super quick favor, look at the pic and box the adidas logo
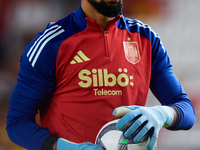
[70,50,90,64]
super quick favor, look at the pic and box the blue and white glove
[57,138,103,150]
[113,105,174,150]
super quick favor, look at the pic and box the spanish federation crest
[123,41,140,64]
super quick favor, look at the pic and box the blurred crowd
[0,0,199,149]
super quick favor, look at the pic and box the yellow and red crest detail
[123,41,140,65]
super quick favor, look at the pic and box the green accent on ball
[119,139,128,145]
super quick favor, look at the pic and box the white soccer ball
[95,118,157,150]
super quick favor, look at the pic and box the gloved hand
[113,105,174,150]
[57,138,103,150]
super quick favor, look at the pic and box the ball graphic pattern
[95,118,157,150]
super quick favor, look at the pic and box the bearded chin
[88,0,123,18]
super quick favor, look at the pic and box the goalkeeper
[6,0,195,150]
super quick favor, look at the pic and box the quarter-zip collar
[72,5,123,58]
[73,4,122,33]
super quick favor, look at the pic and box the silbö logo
[78,68,134,96]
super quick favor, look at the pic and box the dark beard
[87,0,123,18]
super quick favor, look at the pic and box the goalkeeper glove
[57,138,103,150]
[113,105,174,150]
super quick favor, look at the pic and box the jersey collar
[73,4,123,32]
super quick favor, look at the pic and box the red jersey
[40,13,151,143]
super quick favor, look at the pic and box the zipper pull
[104,31,107,34]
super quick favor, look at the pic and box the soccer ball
[95,118,157,150]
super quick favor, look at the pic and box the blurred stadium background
[0,0,199,149]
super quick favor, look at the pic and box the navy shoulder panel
[20,7,87,88]
[118,17,160,44]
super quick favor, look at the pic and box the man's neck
[81,0,115,30]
